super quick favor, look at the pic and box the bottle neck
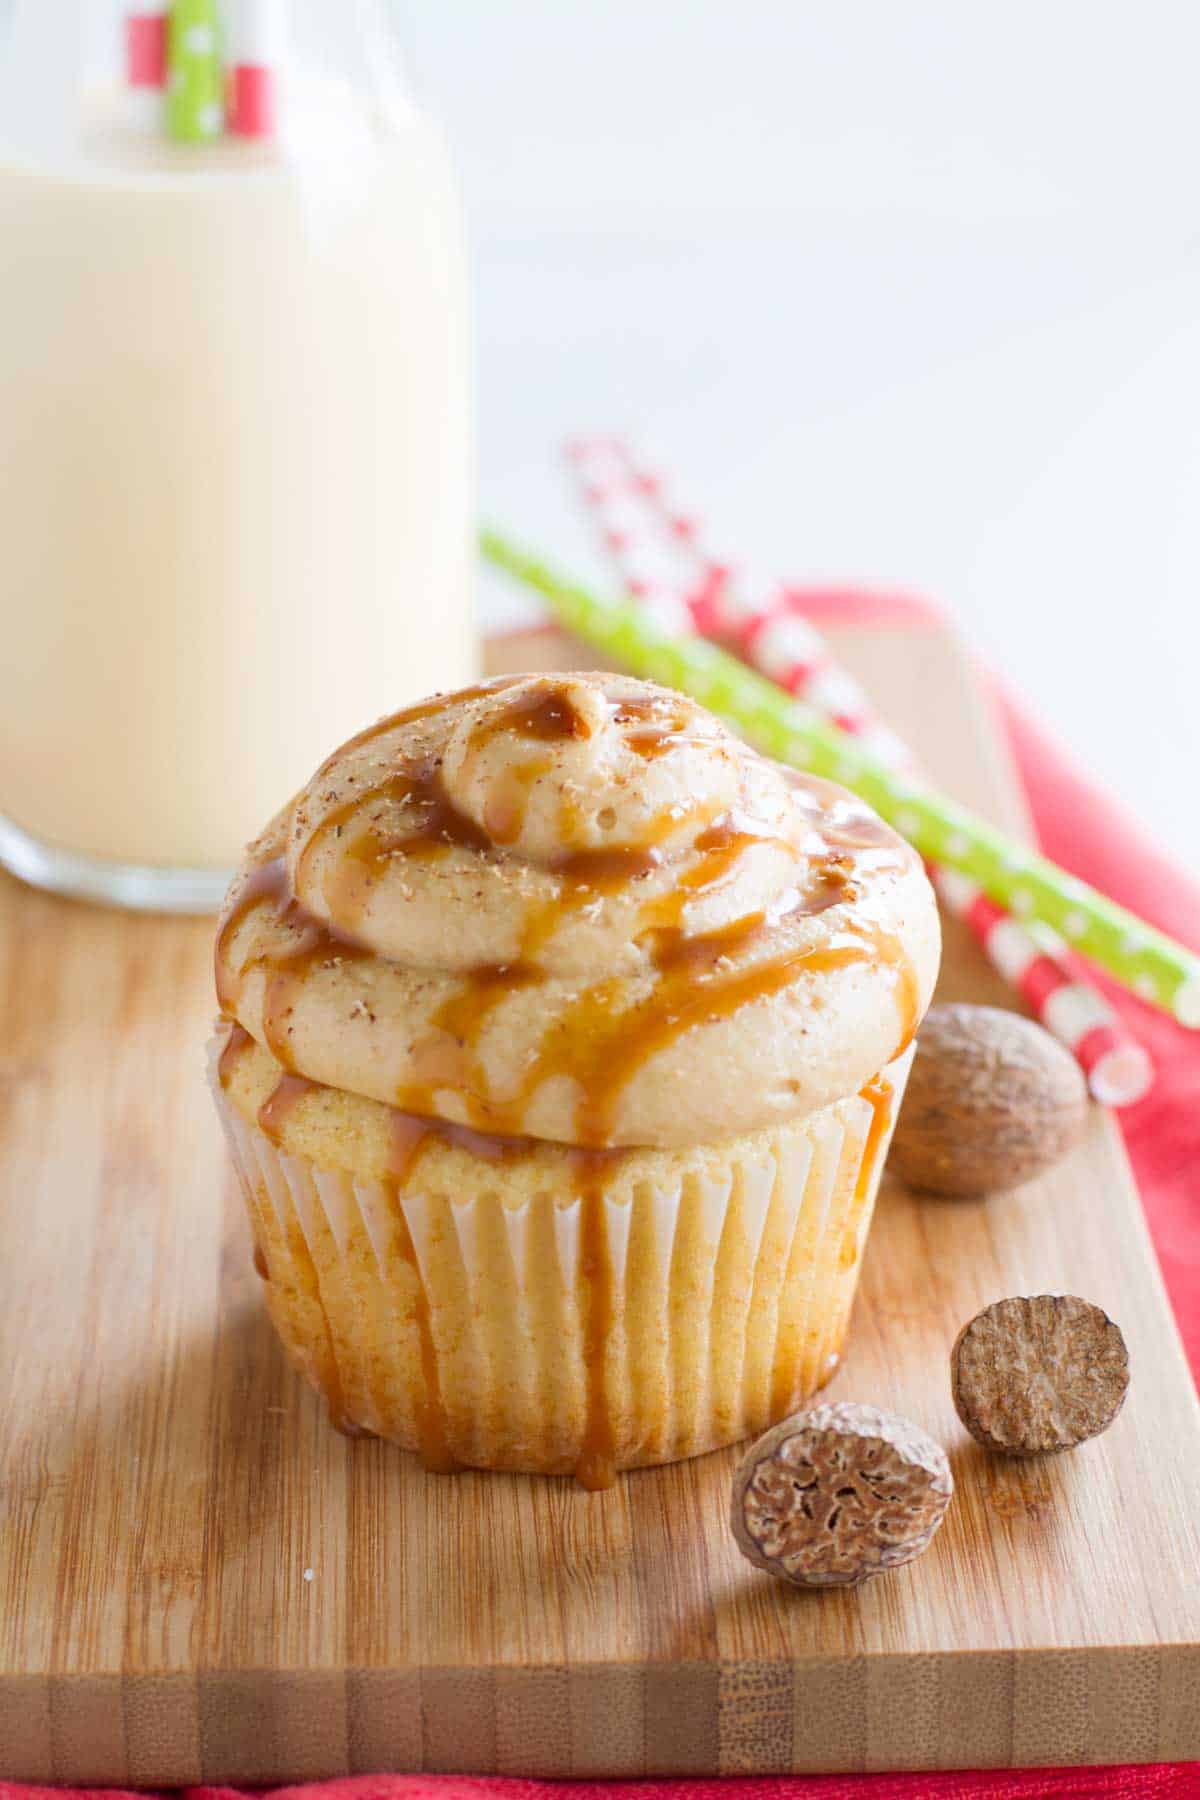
[0,0,418,169]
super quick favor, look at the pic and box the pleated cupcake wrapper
[210,1046,913,1476]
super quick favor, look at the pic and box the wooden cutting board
[1,619,1197,1784]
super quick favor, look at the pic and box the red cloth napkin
[5,598,1196,1800]
[795,586,1200,1378]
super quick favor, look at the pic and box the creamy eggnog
[0,61,473,900]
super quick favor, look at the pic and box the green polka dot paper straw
[480,526,1200,1028]
[567,439,1152,1102]
[166,0,224,143]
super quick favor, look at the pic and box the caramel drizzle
[467,682,594,751]
[575,1163,617,1491]
[217,1019,255,1084]
[581,929,883,1145]
[769,1072,894,1420]
[258,1071,317,1140]
[235,1033,625,1481]
[854,1075,894,1205]
[218,834,911,1153]
[389,1201,459,1473]
[308,676,523,780]
[240,1057,361,1436]
[388,1107,623,1485]
[315,687,722,910]
[215,856,372,1070]
[305,679,592,910]
[248,1048,462,1463]
[216,1023,281,1284]
[223,1003,628,1483]
[609,692,693,760]
[857,923,921,1055]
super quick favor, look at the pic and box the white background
[405,1,1200,872]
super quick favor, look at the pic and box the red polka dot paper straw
[932,869,1153,1106]
[566,437,1153,1107]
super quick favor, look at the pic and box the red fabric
[2,1767,1195,1800]
[6,599,1196,1799]
[993,680,1200,1377]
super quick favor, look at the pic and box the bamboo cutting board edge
[2,1644,1199,1783]
[0,618,1197,1782]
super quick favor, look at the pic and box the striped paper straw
[479,526,1200,1032]
[226,0,286,140]
[125,9,168,90]
[165,0,223,143]
[931,869,1153,1107]
[568,441,1152,1105]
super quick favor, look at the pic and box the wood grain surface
[0,622,1197,1782]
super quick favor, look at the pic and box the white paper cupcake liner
[211,1045,913,1480]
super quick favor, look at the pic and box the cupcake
[211,671,939,1486]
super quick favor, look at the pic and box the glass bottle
[0,0,474,909]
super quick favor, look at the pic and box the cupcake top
[215,672,939,1148]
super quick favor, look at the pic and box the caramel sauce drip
[215,858,290,1016]
[468,683,593,751]
[246,1058,626,1483]
[257,1071,319,1141]
[575,1159,618,1490]
[516,830,681,964]
[394,808,733,1106]
[849,922,921,1054]
[296,679,530,919]
[384,794,863,1142]
[390,1103,621,1486]
[216,855,372,1070]
[609,692,690,760]
[249,1063,367,1437]
[768,1071,894,1419]
[854,1074,894,1205]
[309,759,494,926]
[349,787,906,1149]
[216,801,916,1152]
[385,1104,555,1182]
[330,1414,378,1441]
[217,1020,254,1086]
[577,929,883,1144]
[247,1064,458,1459]
[306,678,593,913]
[405,961,541,1113]
[309,677,522,778]
[387,1193,459,1473]
[252,1242,270,1280]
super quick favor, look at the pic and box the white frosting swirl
[215,673,940,1147]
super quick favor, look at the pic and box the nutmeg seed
[951,1294,1130,1455]
[888,1002,1088,1199]
[730,1401,953,1587]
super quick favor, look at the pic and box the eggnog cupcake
[211,672,939,1485]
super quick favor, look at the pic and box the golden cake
[210,671,940,1485]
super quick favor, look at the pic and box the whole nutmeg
[951,1294,1130,1455]
[730,1402,953,1587]
[888,1003,1088,1198]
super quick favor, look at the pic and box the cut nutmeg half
[730,1401,953,1588]
[951,1294,1130,1456]
[888,1002,1088,1199]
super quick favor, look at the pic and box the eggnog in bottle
[0,2,473,908]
